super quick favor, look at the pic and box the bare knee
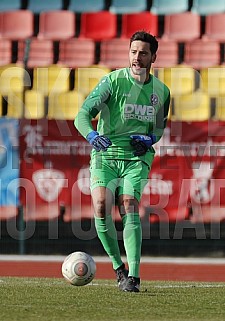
[118,196,139,215]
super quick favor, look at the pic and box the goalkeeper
[74,31,170,292]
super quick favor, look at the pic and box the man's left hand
[130,134,156,156]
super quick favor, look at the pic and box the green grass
[0,278,225,321]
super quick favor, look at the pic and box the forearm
[74,109,94,139]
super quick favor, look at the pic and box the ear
[151,53,157,63]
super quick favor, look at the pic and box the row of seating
[2,87,225,122]
[2,0,225,16]
[1,64,225,97]
[0,10,225,42]
[5,37,224,69]
[0,64,225,120]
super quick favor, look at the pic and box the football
[62,251,96,286]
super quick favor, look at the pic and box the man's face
[129,40,156,81]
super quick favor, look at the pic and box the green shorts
[90,155,153,202]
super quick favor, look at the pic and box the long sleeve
[74,76,111,139]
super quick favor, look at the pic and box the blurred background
[1,0,225,258]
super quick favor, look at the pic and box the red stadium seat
[0,10,33,40]
[38,10,75,40]
[58,38,95,68]
[163,12,201,42]
[0,39,12,66]
[184,39,220,69]
[120,12,158,39]
[79,11,117,41]
[17,38,54,68]
[153,39,178,68]
[99,38,130,69]
[204,14,225,42]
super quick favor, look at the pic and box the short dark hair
[130,31,158,54]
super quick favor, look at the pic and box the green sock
[95,215,123,270]
[122,213,142,278]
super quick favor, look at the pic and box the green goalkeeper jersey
[74,67,170,166]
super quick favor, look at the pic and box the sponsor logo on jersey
[124,103,155,121]
[150,93,159,105]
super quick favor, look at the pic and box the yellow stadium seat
[5,92,24,118]
[172,90,210,121]
[33,64,70,95]
[156,66,197,96]
[24,90,46,119]
[0,64,28,95]
[48,90,85,120]
[200,67,225,97]
[74,65,111,97]
[214,96,225,120]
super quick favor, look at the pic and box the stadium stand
[109,0,147,14]
[5,92,24,118]
[0,10,33,40]
[183,39,221,69]
[191,0,225,16]
[99,38,129,69]
[58,38,95,68]
[152,39,178,67]
[172,90,211,121]
[203,14,225,41]
[32,65,70,95]
[0,39,12,66]
[151,0,189,15]
[200,67,225,97]
[27,0,63,14]
[214,96,225,120]
[74,65,111,97]
[162,12,201,41]
[120,12,158,39]
[0,64,25,95]
[48,90,85,120]
[38,10,75,40]
[24,89,46,119]
[17,38,54,68]
[67,0,105,13]
[79,11,117,41]
[0,0,21,11]
[156,66,196,96]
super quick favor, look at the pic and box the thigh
[91,186,114,218]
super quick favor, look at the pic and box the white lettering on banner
[32,169,67,202]
[143,174,173,195]
[77,167,91,195]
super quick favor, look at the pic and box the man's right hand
[86,131,112,152]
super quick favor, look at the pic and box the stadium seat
[0,39,12,66]
[204,14,225,42]
[109,0,147,14]
[0,64,26,95]
[32,65,71,95]
[152,39,178,68]
[0,0,21,11]
[163,12,201,42]
[0,10,33,40]
[24,90,46,119]
[68,0,105,13]
[184,39,221,69]
[214,96,225,120]
[191,0,225,16]
[151,0,189,15]
[27,0,63,14]
[17,38,54,68]
[200,67,225,97]
[58,38,95,68]
[172,90,210,121]
[120,12,158,39]
[99,38,129,69]
[5,92,24,118]
[48,90,85,120]
[74,65,111,97]
[79,11,117,41]
[156,66,196,95]
[38,10,75,40]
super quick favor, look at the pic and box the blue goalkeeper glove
[130,134,156,156]
[86,131,112,152]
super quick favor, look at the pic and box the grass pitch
[0,277,225,321]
